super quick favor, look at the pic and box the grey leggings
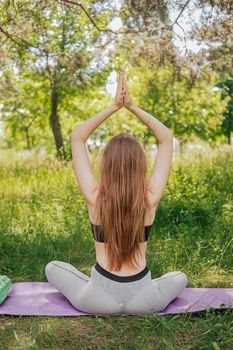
[45,260,188,316]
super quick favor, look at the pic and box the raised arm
[122,73,173,207]
[71,72,125,142]
[70,72,125,205]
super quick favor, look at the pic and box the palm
[122,74,133,109]
[114,72,133,109]
[114,72,125,108]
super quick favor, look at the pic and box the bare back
[87,183,158,276]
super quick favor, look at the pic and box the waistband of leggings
[94,262,149,283]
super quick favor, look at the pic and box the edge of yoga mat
[0,282,232,316]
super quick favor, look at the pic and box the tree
[190,0,233,78]
[0,71,50,150]
[216,76,233,144]
[0,0,114,159]
[121,61,228,147]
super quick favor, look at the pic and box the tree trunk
[50,83,66,160]
[25,126,30,150]
[227,130,231,145]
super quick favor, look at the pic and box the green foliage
[0,71,50,150]
[0,0,114,156]
[216,75,233,143]
[0,0,232,158]
[124,62,229,144]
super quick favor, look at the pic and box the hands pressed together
[113,72,134,110]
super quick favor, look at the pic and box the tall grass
[0,144,232,349]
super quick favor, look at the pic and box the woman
[45,72,188,316]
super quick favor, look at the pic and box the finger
[122,73,128,91]
[123,74,126,86]
[117,72,123,93]
[120,72,124,91]
[116,74,121,95]
[122,72,125,85]
[117,75,124,99]
[122,73,125,91]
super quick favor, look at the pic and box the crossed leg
[45,262,188,315]
[151,271,188,310]
[45,260,90,308]
[44,260,124,315]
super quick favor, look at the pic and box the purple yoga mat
[0,282,232,316]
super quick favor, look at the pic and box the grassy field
[0,144,232,350]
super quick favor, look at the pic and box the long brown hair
[93,133,152,272]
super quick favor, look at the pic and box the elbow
[71,131,76,139]
[168,132,174,139]
[165,132,174,142]
[71,132,76,144]
[71,130,81,142]
[71,129,87,143]
[158,132,174,145]
[165,132,174,148]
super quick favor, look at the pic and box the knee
[45,261,58,277]
[179,272,188,287]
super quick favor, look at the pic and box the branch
[0,0,193,60]
[161,0,192,57]
[57,0,118,34]
[171,0,191,29]
[57,0,151,35]
[0,25,49,54]
[176,22,188,56]
[0,25,26,48]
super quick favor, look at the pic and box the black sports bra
[90,221,152,243]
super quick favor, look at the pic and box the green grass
[0,144,233,350]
